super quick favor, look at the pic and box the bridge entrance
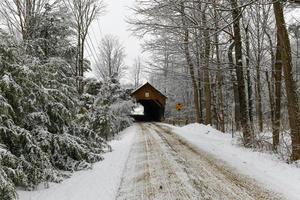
[131,83,167,122]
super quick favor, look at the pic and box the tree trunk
[212,76,219,128]
[228,41,240,131]
[202,7,212,125]
[266,70,275,141]
[273,0,300,160]
[78,37,85,94]
[181,2,200,123]
[245,25,253,128]
[76,18,82,93]
[196,43,204,123]
[266,26,280,150]
[255,4,263,132]
[230,0,252,146]
[273,34,282,150]
[256,59,263,132]
[213,0,225,132]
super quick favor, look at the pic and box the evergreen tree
[82,75,133,141]
[0,4,120,198]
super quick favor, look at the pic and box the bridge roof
[131,82,167,108]
[131,82,167,99]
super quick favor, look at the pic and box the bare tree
[66,0,105,93]
[272,33,282,150]
[230,0,252,146]
[94,35,126,81]
[0,0,53,40]
[244,23,254,128]
[213,0,225,132]
[133,56,143,88]
[128,0,300,160]
[181,1,201,123]
[202,4,212,125]
[273,0,300,160]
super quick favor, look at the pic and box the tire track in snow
[116,123,199,200]
[151,123,284,200]
[116,123,283,200]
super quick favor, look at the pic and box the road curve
[116,123,283,200]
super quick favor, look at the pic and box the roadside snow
[131,103,144,115]
[168,123,300,200]
[18,124,138,200]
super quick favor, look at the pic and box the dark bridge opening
[131,83,167,122]
[133,100,164,122]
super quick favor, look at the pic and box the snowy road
[116,123,283,200]
[19,123,291,200]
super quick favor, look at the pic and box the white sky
[84,3,300,85]
[85,0,147,85]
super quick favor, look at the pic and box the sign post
[176,103,184,125]
[176,103,184,111]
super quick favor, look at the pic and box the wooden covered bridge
[131,82,167,122]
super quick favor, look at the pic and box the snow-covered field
[18,125,138,200]
[167,123,300,200]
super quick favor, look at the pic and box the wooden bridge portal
[131,82,167,122]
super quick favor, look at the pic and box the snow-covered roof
[131,82,167,98]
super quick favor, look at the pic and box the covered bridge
[131,82,167,122]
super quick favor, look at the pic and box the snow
[2,74,11,84]
[168,123,300,200]
[131,103,144,115]
[84,71,97,80]
[18,124,138,200]
[17,123,300,200]
[0,144,7,153]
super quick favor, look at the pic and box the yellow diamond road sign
[176,103,184,111]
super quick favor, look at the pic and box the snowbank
[18,125,138,200]
[169,123,300,200]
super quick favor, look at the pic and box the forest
[130,0,300,163]
[1,0,300,199]
[0,0,133,199]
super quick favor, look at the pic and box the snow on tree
[0,2,131,198]
[0,34,109,197]
[82,75,134,141]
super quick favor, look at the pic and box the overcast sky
[84,2,300,85]
[85,0,147,85]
